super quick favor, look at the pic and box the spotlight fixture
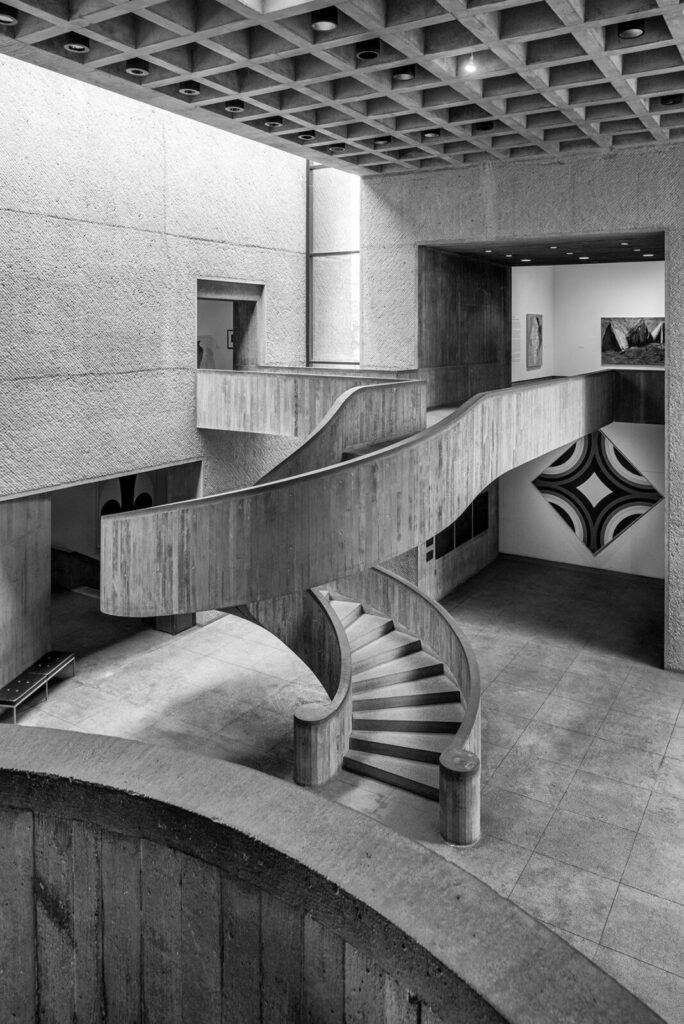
[393,65,416,82]
[473,120,494,132]
[422,128,441,140]
[643,252,654,258]
[505,253,513,258]
[125,58,149,77]
[521,258,532,263]
[298,130,316,142]
[225,99,245,113]
[579,256,590,261]
[328,142,346,154]
[633,248,641,253]
[484,249,493,254]
[464,52,477,74]
[549,245,558,250]
[619,241,631,246]
[264,116,283,129]
[373,136,391,147]
[0,4,18,26]
[617,20,645,39]
[356,38,380,60]
[661,94,683,106]
[565,251,574,255]
[63,33,90,54]
[311,6,337,32]
[178,81,201,96]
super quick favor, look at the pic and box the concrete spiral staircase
[329,594,464,799]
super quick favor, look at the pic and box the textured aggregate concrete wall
[0,53,306,500]
[361,147,683,666]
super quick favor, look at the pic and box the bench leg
[12,708,16,725]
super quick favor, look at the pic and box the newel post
[439,749,481,846]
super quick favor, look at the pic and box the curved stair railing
[332,566,481,845]
[260,379,426,483]
[101,371,616,617]
[239,587,353,787]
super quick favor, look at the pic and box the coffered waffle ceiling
[2,0,684,174]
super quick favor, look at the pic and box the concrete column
[0,495,51,686]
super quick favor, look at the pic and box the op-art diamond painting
[533,431,662,554]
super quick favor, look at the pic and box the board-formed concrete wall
[360,147,683,667]
[0,52,307,501]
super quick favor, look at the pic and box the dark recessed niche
[425,489,490,562]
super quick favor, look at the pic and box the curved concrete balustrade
[102,372,616,617]
[0,727,662,1024]
[338,566,481,845]
[261,379,427,483]
[241,587,353,786]
[196,368,415,437]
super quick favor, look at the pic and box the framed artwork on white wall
[526,313,543,370]
[601,317,664,368]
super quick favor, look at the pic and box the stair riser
[348,621,394,652]
[353,639,422,672]
[353,692,459,711]
[350,737,441,764]
[336,608,363,628]
[352,717,461,734]
[342,757,438,800]
[352,662,445,689]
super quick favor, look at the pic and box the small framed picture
[526,313,543,370]
[226,329,234,349]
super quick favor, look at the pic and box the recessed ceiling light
[473,120,494,132]
[125,58,149,77]
[464,53,477,74]
[393,65,416,82]
[63,33,90,53]
[356,38,380,60]
[422,128,441,140]
[661,94,683,106]
[0,4,18,25]
[579,256,590,261]
[311,7,337,32]
[617,20,645,40]
[566,251,574,255]
[633,248,641,253]
[521,258,532,263]
[328,143,346,154]
[643,253,655,258]
[225,99,245,113]
[619,241,630,246]
[298,130,316,142]
[178,81,201,96]
[505,253,513,258]
[373,136,391,147]
[264,116,283,129]
[549,246,558,250]
[484,249,492,253]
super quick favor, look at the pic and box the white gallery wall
[499,422,665,578]
[512,261,665,378]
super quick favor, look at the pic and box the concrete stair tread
[352,703,463,733]
[329,598,363,628]
[352,675,460,709]
[343,750,439,799]
[346,612,393,651]
[351,630,421,670]
[350,729,453,762]
[352,649,444,686]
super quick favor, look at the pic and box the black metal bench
[0,652,76,724]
